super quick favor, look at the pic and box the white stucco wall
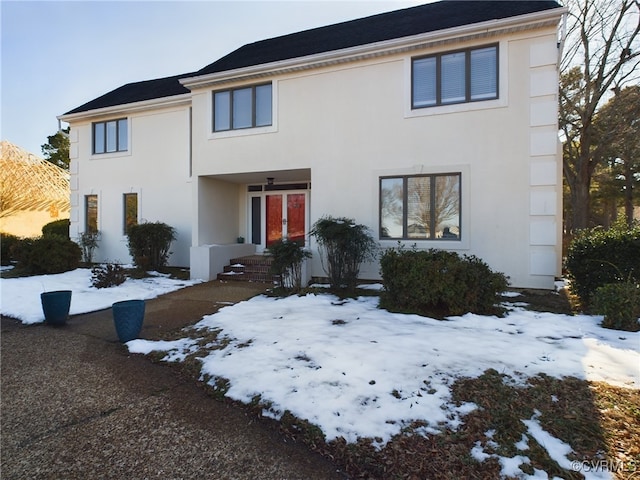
[67,103,192,267]
[189,26,562,288]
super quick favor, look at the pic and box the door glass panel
[287,193,305,245]
[266,194,283,247]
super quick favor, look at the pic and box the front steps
[217,255,276,283]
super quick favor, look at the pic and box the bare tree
[560,0,640,232]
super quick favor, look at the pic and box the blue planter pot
[112,300,145,343]
[40,290,72,326]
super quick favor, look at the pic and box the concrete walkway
[1,281,346,480]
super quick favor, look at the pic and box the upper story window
[380,173,461,240]
[412,45,498,109]
[213,83,272,132]
[93,118,128,154]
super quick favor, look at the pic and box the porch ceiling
[204,168,311,185]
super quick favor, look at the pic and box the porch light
[267,177,274,185]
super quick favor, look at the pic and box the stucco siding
[68,105,192,266]
[190,26,561,287]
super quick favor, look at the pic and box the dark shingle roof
[65,0,561,115]
[64,73,192,115]
[195,0,561,76]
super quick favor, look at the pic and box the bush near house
[268,239,311,292]
[91,263,127,289]
[565,220,640,308]
[126,221,176,271]
[42,219,70,238]
[11,235,81,274]
[1,233,21,266]
[310,216,377,291]
[592,282,640,332]
[77,231,100,264]
[379,247,509,317]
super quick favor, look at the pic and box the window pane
[106,120,117,152]
[434,175,460,239]
[214,91,231,131]
[255,84,272,127]
[407,177,431,239]
[441,52,466,104]
[117,119,128,151]
[380,178,403,238]
[94,123,105,154]
[86,195,98,233]
[233,88,252,129]
[124,193,137,234]
[471,46,497,100]
[413,57,436,107]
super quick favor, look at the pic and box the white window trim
[404,40,508,119]
[373,164,471,251]
[208,81,279,140]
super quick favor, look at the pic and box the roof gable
[195,0,561,76]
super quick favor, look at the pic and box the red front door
[266,193,306,246]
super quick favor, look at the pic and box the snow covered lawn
[2,268,638,478]
[128,292,639,478]
[0,267,199,324]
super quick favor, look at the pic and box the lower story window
[123,193,138,234]
[85,195,98,233]
[380,173,461,240]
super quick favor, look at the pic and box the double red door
[266,193,306,246]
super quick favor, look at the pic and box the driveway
[1,281,346,479]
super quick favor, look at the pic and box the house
[0,141,70,238]
[59,0,567,289]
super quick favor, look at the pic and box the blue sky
[1,0,423,156]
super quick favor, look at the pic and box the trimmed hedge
[380,247,508,317]
[565,222,640,307]
[12,235,81,274]
[42,219,70,238]
[126,221,176,271]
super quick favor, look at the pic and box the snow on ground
[0,267,200,324]
[128,294,639,447]
[3,269,638,478]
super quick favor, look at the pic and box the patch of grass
[505,288,574,315]
[264,370,637,480]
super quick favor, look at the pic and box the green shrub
[268,239,311,291]
[592,282,640,332]
[565,221,640,308]
[379,246,509,317]
[126,221,176,271]
[42,219,70,238]
[91,263,127,289]
[13,235,81,274]
[1,232,21,266]
[310,216,377,291]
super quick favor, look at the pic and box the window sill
[209,124,277,140]
[90,150,131,160]
[404,97,507,119]
[378,238,470,251]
